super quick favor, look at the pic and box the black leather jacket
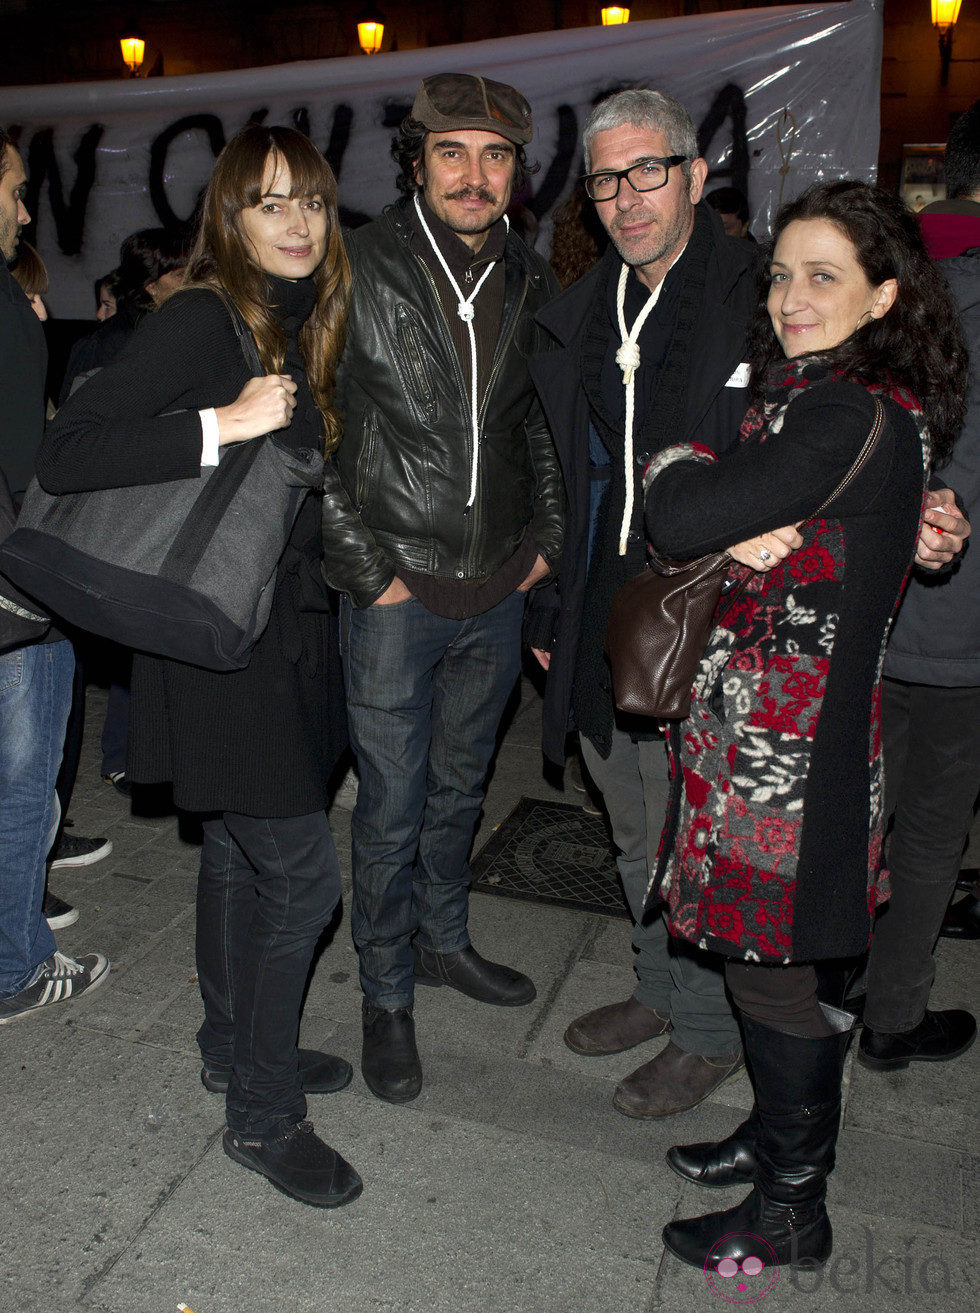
[321,203,564,607]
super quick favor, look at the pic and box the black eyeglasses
[582,155,687,202]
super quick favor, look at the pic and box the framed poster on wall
[900,144,946,211]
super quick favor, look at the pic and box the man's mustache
[444,186,498,204]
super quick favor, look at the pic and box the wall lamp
[932,0,963,86]
[120,23,146,77]
[357,5,385,55]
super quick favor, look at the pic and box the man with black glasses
[527,89,761,1119]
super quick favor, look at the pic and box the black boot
[666,1108,760,1189]
[662,1004,854,1273]
[939,893,980,940]
[361,1001,423,1103]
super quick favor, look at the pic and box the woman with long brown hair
[38,125,360,1209]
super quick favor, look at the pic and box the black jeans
[196,810,342,1137]
[864,678,980,1033]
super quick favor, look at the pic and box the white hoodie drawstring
[413,194,508,511]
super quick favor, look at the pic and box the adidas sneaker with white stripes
[0,950,109,1024]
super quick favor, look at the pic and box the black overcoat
[527,207,760,764]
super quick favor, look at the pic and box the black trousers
[725,961,833,1038]
[195,810,342,1137]
[864,677,980,1033]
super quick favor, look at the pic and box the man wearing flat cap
[322,73,563,1103]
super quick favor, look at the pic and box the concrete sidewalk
[2,678,975,1313]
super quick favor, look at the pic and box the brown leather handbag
[604,551,741,720]
[604,396,885,720]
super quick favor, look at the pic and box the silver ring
[758,547,772,563]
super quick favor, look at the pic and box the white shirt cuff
[199,409,220,466]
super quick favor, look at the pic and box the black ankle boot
[361,1001,423,1103]
[662,1004,854,1272]
[223,1119,362,1208]
[666,1109,760,1188]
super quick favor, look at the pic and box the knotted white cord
[614,261,665,555]
[413,194,508,511]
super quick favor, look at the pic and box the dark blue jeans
[341,592,524,1009]
[0,640,74,997]
[196,810,342,1137]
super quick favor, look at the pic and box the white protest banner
[0,1,882,317]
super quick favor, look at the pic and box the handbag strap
[157,297,268,584]
[803,394,885,526]
[225,301,264,379]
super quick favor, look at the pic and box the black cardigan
[38,285,347,817]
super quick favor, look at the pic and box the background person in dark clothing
[0,130,111,911]
[0,125,110,1026]
[705,184,754,241]
[858,100,980,1068]
[38,125,361,1210]
[60,227,189,403]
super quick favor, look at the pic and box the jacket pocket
[395,305,437,419]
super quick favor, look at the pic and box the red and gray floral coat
[642,368,929,963]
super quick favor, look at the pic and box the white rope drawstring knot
[615,340,641,385]
[413,194,507,511]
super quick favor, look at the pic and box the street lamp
[120,23,146,77]
[357,5,385,55]
[931,0,963,85]
[601,6,630,23]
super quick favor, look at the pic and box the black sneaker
[0,951,110,1025]
[858,1009,977,1070]
[223,1119,363,1208]
[49,832,112,869]
[43,890,78,930]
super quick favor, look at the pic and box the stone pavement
[1,678,976,1313]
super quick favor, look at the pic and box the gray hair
[582,89,698,175]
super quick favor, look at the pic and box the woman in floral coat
[641,182,968,1275]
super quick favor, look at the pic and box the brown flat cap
[411,73,533,146]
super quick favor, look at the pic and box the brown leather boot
[613,1041,744,1118]
[563,996,671,1056]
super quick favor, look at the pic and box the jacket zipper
[355,410,379,511]
[395,304,435,412]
